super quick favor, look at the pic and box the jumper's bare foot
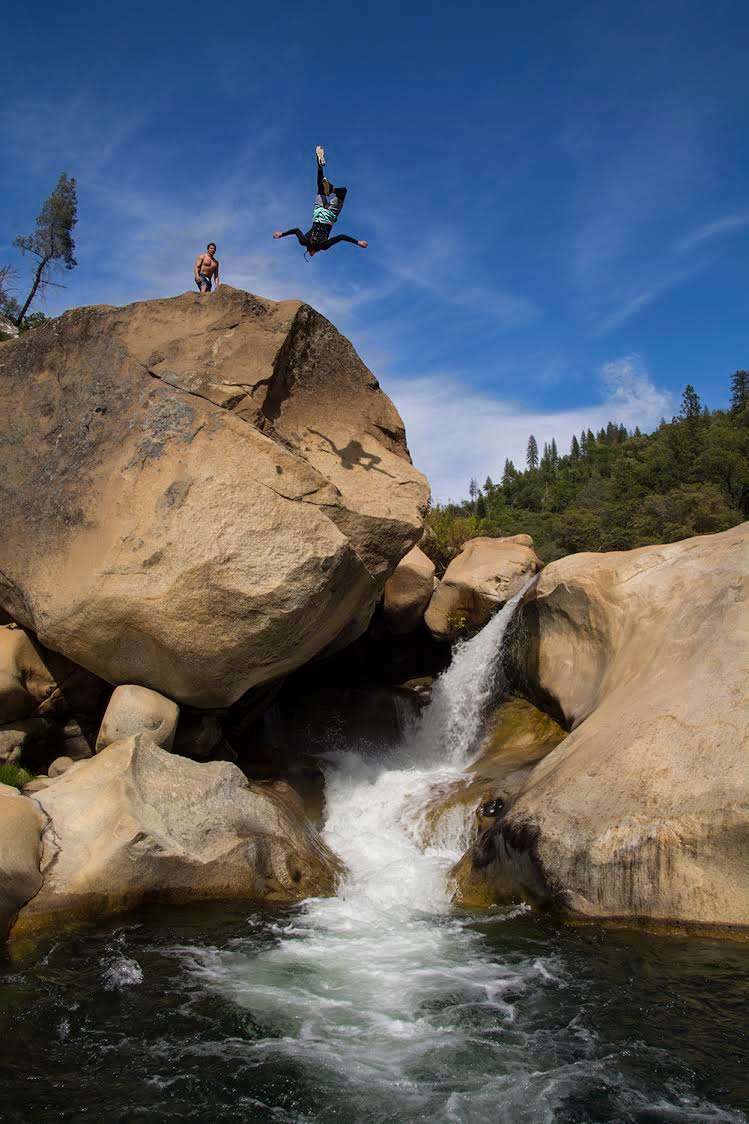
[273,231,282,239]
[316,145,326,165]
[358,240,368,249]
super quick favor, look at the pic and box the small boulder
[14,736,341,934]
[48,756,75,778]
[0,787,43,937]
[22,777,52,795]
[96,685,179,753]
[0,719,37,764]
[425,536,542,641]
[383,546,436,634]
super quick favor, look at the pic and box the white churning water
[171,578,745,1121]
[176,585,560,1117]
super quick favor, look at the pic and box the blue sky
[3,0,748,499]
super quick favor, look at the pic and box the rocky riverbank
[0,289,746,939]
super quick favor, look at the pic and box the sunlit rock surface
[0,287,428,706]
[471,523,749,928]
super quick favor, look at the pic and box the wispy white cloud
[677,207,749,251]
[597,289,658,335]
[381,232,540,330]
[386,355,672,502]
[595,261,705,335]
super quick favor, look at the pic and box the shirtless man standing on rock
[194,243,219,292]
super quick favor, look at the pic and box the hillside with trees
[424,375,749,571]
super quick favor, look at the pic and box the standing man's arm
[214,258,220,287]
[194,254,203,283]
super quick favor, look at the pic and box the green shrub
[0,763,34,790]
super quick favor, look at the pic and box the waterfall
[177,580,540,1110]
[319,577,534,917]
[169,574,742,1122]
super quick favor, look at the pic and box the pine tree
[475,492,487,519]
[468,478,478,503]
[13,173,78,327]
[550,438,559,467]
[679,384,702,421]
[484,475,494,494]
[502,458,516,486]
[526,435,539,470]
[570,434,580,460]
[730,370,748,413]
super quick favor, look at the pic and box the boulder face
[96,684,179,753]
[0,288,428,707]
[0,624,106,767]
[382,546,435,635]
[0,784,43,937]
[14,735,342,935]
[478,523,749,928]
[425,536,542,641]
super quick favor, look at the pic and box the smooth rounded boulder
[0,288,428,706]
[425,535,542,641]
[471,523,749,928]
[0,785,43,937]
[14,735,342,935]
[96,684,179,752]
[383,546,436,634]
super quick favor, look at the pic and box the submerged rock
[425,536,542,641]
[0,288,428,707]
[14,735,341,935]
[473,523,749,929]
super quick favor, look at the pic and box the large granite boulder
[382,546,435,634]
[470,523,749,928]
[0,784,43,937]
[425,535,542,641]
[0,288,428,707]
[14,735,342,935]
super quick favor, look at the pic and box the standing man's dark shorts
[196,273,212,292]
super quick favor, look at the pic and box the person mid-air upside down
[274,146,368,258]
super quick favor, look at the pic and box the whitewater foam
[166,580,745,1121]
